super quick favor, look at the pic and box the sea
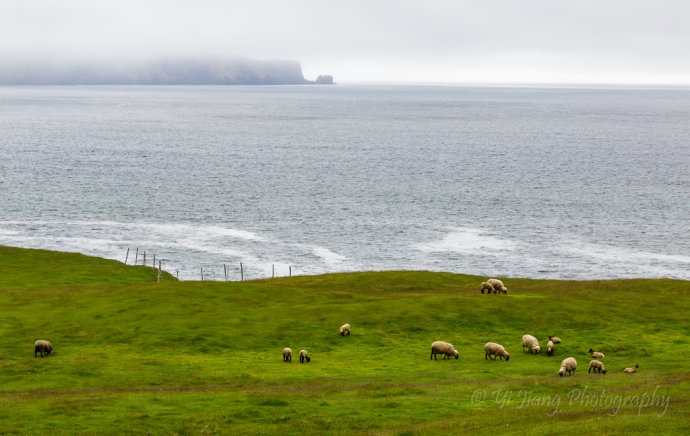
[1,84,689,281]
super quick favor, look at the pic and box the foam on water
[415,227,516,254]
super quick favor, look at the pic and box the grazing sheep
[548,335,562,344]
[588,359,607,374]
[623,363,639,374]
[484,342,510,361]
[34,339,53,358]
[299,349,311,363]
[558,357,577,376]
[589,348,605,359]
[430,341,459,360]
[480,281,495,294]
[487,278,508,294]
[339,323,351,336]
[546,340,555,356]
[522,334,541,354]
[282,347,292,363]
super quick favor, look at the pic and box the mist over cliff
[0,57,333,85]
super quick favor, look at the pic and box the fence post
[240,262,244,282]
[134,248,139,265]
[124,248,130,265]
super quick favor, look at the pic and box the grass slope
[1,245,688,434]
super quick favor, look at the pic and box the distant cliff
[0,57,333,85]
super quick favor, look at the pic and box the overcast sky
[3,0,690,84]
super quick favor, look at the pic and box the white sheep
[546,340,555,356]
[487,278,508,294]
[484,342,510,361]
[299,349,311,363]
[522,334,541,354]
[548,335,562,344]
[282,347,292,363]
[34,339,53,358]
[339,323,351,336]
[589,348,605,359]
[623,363,639,374]
[430,341,459,360]
[558,357,577,376]
[588,359,606,374]
[480,282,495,294]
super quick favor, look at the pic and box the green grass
[1,245,688,434]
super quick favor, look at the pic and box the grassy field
[1,245,688,434]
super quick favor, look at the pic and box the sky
[3,0,690,85]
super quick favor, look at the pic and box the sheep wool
[558,357,577,376]
[522,334,541,354]
[548,335,562,344]
[487,278,508,294]
[588,359,606,374]
[339,323,351,336]
[299,349,311,364]
[430,341,459,360]
[484,342,510,361]
[589,348,605,359]
[282,347,292,363]
[480,282,495,294]
[546,340,555,356]
[34,339,53,358]
[624,364,639,374]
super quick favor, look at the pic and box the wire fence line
[123,247,295,282]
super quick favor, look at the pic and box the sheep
[487,278,508,294]
[546,340,555,356]
[299,349,311,363]
[589,348,605,359]
[522,334,541,354]
[339,323,351,336]
[430,341,459,360]
[588,359,607,374]
[480,281,495,294]
[34,339,53,358]
[484,342,510,361]
[548,335,562,344]
[282,347,292,363]
[558,357,577,376]
[623,363,639,374]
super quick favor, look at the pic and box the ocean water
[1,84,689,281]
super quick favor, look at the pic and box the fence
[123,247,294,282]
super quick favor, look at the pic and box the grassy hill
[1,245,688,434]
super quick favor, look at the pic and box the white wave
[312,246,347,266]
[566,241,690,264]
[415,228,516,254]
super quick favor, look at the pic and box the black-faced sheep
[430,341,459,360]
[522,334,541,354]
[558,357,577,376]
[339,323,351,336]
[282,347,292,363]
[623,363,639,374]
[589,348,605,359]
[548,335,562,344]
[588,359,606,374]
[546,340,555,356]
[484,342,510,361]
[34,339,53,358]
[480,282,495,294]
[487,278,508,294]
[299,349,311,363]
